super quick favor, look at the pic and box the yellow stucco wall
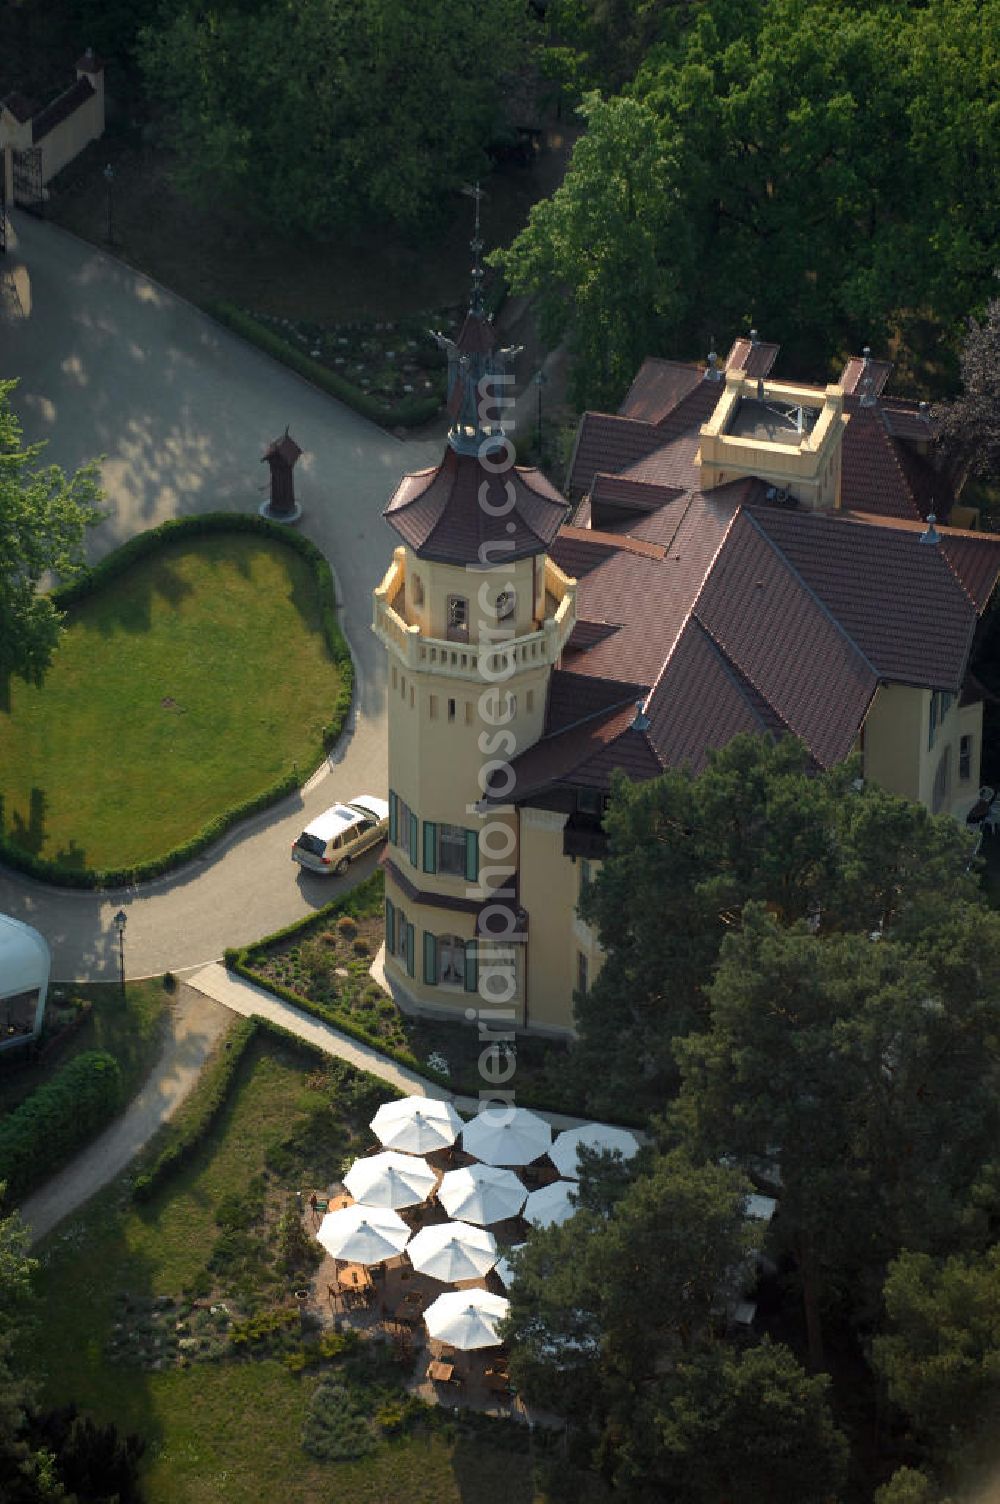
[863,683,983,817]
[518,810,603,1034]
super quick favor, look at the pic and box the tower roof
[384,443,570,566]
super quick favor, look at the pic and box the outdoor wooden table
[426,1360,455,1383]
[338,1264,373,1292]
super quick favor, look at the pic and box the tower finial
[462,181,488,316]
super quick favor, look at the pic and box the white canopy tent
[407,1221,498,1283]
[548,1124,640,1180]
[0,914,50,1052]
[370,1096,464,1154]
[423,1289,510,1350]
[343,1151,437,1210]
[461,1106,552,1167]
[316,1204,411,1264]
[438,1165,527,1226]
[524,1180,578,1229]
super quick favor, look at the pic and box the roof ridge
[841,507,988,610]
[640,497,742,708]
[743,509,880,678]
[689,616,797,742]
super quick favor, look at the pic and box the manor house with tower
[373,293,1000,1036]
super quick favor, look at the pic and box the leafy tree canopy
[571,734,980,1116]
[502,0,1000,406]
[140,0,531,236]
[0,382,102,689]
[504,1150,846,1499]
[873,1245,1000,1448]
[935,293,1000,488]
[676,904,1000,1363]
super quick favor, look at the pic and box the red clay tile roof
[840,399,947,522]
[500,702,662,801]
[727,337,780,379]
[839,355,893,397]
[567,412,662,498]
[693,510,878,765]
[749,505,978,691]
[843,511,1000,613]
[644,617,806,774]
[881,400,938,442]
[619,358,703,423]
[472,342,1000,804]
[32,77,93,144]
[385,444,569,565]
[544,670,643,734]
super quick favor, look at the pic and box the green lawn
[0,534,343,870]
[0,978,169,1116]
[30,1033,544,1504]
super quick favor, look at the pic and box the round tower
[372,231,576,1024]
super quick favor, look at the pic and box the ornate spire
[429,184,521,456]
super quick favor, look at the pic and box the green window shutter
[423,821,438,874]
[409,812,419,867]
[406,923,415,978]
[424,932,438,986]
[388,791,397,845]
[464,940,478,993]
[465,829,479,883]
[385,897,395,955]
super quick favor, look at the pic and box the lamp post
[113,909,127,997]
[103,162,114,244]
[533,369,547,455]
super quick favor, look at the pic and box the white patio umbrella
[423,1289,510,1351]
[461,1105,552,1167]
[316,1203,411,1264]
[370,1095,464,1154]
[407,1220,498,1283]
[343,1150,437,1210]
[494,1243,527,1290]
[549,1124,640,1180]
[524,1180,578,1229]
[438,1164,527,1226]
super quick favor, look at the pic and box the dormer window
[447,594,468,641]
[496,588,515,623]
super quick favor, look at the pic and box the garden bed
[246,309,452,414]
[238,873,582,1112]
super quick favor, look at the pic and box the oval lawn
[0,532,346,872]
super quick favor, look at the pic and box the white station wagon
[291,796,390,875]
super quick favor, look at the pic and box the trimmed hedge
[206,302,442,430]
[0,513,353,889]
[132,1016,258,1202]
[0,1050,122,1204]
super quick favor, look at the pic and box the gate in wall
[12,147,43,213]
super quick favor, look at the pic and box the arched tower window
[447,595,469,642]
[496,588,515,623]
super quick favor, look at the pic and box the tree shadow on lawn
[74,552,196,640]
[0,786,88,870]
[33,1195,168,1484]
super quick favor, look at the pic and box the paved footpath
[0,210,439,981]
[19,983,230,1244]
[185,961,593,1130]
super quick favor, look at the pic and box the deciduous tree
[0,382,102,689]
